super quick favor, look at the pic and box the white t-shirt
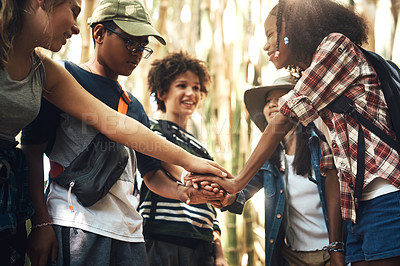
[47,115,143,243]
[284,154,329,251]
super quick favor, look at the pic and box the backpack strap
[327,95,400,198]
[157,120,213,160]
[358,47,400,142]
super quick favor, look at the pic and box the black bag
[52,133,129,207]
[327,47,400,199]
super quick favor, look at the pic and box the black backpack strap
[157,120,213,160]
[328,95,400,152]
[157,120,175,142]
[358,47,400,143]
[327,95,400,198]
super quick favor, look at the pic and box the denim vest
[224,130,328,266]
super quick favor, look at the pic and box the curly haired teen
[140,52,228,266]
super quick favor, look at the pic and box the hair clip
[284,37,289,45]
[274,51,280,60]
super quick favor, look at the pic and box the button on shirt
[279,33,400,222]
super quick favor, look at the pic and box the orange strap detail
[118,90,131,115]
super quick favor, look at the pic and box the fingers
[210,200,224,209]
[188,159,230,178]
[188,174,220,184]
[208,161,231,178]
[191,180,225,194]
[188,179,226,194]
[209,193,230,209]
[185,187,227,205]
[27,227,58,266]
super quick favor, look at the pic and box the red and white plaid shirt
[279,33,400,222]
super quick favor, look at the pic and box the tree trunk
[80,0,97,63]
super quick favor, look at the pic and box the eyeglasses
[104,26,153,59]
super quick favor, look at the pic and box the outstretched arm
[41,56,228,178]
[190,113,294,194]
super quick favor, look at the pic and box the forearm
[325,168,345,265]
[143,169,181,201]
[161,162,185,182]
[21,144,52,224]
[235,113,292,193]
[325,169,343,243]
[213,232,225,258]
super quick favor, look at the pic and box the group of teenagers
[1,0,400,265]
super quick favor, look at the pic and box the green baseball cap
[88,0,166,45]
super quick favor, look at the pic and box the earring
[284,37,289,45]
[274,51,280,60]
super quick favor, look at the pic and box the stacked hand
[183,172,238,208]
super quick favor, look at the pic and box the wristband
[31,222,53,230]
[323,241,345,254]
[328,248,345,253]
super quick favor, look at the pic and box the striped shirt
[139,120,219,243]
[279,33,400,222]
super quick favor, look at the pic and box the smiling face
[97,25,148,78]
[161,71,202,128]
[44,0,81,52]
[263,14,295,69]
[263,88,290,124]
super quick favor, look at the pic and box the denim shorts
[346,190,400,263]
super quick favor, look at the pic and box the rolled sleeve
[319,139,335,176]
[280,91,320,126]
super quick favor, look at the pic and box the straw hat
[244,75,296,131]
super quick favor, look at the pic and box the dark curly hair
[148,51,211,112]
[273,0,368,65]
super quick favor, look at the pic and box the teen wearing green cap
[13,0,227,265]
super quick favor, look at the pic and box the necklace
[81,63,96,74]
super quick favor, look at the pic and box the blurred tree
[80,0,97,62]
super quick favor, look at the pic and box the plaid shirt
[279,33,400,222]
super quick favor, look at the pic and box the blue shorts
[346,190,400,263]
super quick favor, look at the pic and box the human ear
[93,25,106,44]
[157,91,166,101]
